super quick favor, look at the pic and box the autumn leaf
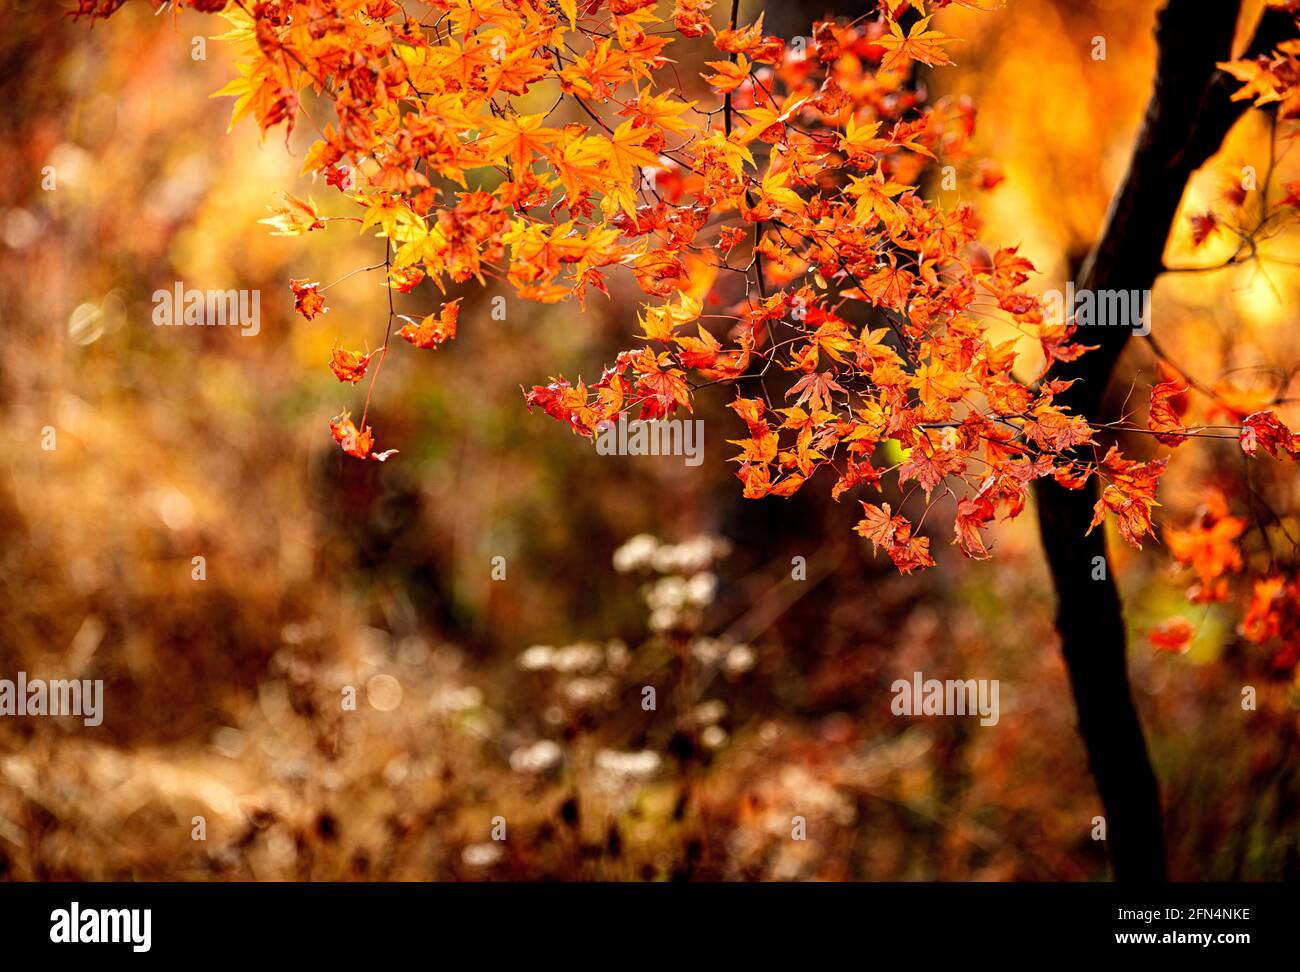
[633,249,688,296]
[1148,378,1194,447]
[729,394,766,432]
[953,495,995,560]
[855,501,900,554]
[398,299,462,349]
[715,14,784,63]
[1237,573,1300,671]
[638,293,702,342]
[1165,504,1244,603]
[1087,447,1168,549]
[898,440,966,498]
[858,258,916,310]
[290,278,327,320]
[674,324,721,370]
[1240,410,1300,459]
[601,119,659,186]
[329,411,397,462]
[1217,56,1284,106]
[1148,617,1194,654]
[768,473,807,498]
[787,371,846,413]
[389,266,427,294]
[702,54,749,93]
[889,529,936,574]
[875,16,956,73]
[328,344,380,384]
[837,116,887,163]
[260,193,326,236]
[483,113,561,172]
[636,368,692,420]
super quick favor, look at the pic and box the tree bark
[1033,0,1293,881]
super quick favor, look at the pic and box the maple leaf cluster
[1187,1,1300,249]
[76,0,1300,602]
[1153,487,1300,669]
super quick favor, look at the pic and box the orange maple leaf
[1148,617,1194,654]
[875,16,956,74]
[398,299,462,349]
[328,344,380,384]
[329,411,397,462]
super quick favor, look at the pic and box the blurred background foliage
[0,0,1297,880]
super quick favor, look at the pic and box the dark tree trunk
[1033,0,1293,881]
